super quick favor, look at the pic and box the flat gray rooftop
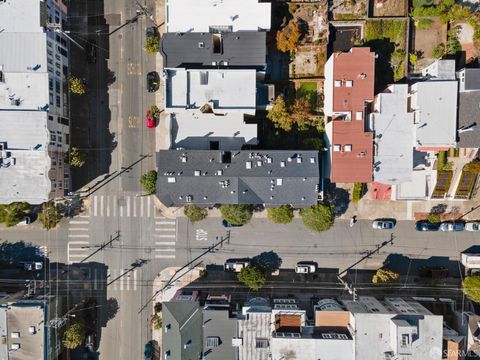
[457,91,480,148]
[161,32,266,69]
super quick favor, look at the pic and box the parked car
[145,109,155,128]
[147,71,159,92]
[222,219,242,228]
[146,26,157,38]
[17,216,31,225]
[466,222,480,232]
[85,42,97,64]
[224,259,250,272]
[418,266,449,279]
[372,219,396,230]
[23,262,43,271]
[144,341,153,360]
[295,261,317,274]
[440,221,465,232]
[415,221,440,232]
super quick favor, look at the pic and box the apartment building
[0,0,70,204]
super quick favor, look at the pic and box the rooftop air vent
[246,161,252,169]
[198,42,205,48]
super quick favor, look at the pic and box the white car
[295,262,317,274]
[466,222,480,232]
[224,259,250,272]
[23,262,43,271]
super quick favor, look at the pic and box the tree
[69,76,86,95]
[300,203,334,232]
[372,268,400,284]
[463,276,480,303]
[69,147,86,168]
[62,321,86,349]
[267,205,294,224]
[220,204,253,225]
[154,302,162,313]
[432,43,445,59]
[290,98,314,130]
[1,202,30,227]
[446,29,462,55]
[140,170,158,194]
[184,204,208,223]
[145,36,159,54]
[237,265,266,291]
[276,20,302,53]
[151,313,162,330]
[267,96,291,131]
[427,212,441,224]
[38,202,63,230]
[409,52,418,65]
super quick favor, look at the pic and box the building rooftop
[422,59,456,80]
[0,72,49,110]
[0,0,45,33]
[170,111,257,150]
[412,81,457,148]
[164,68,256,114]
[461,68,480,91]
[238,306,271,360]
[0,33,48,73]
[371,84,415,184]
[165,0,271,33]
[161,32,266,69]
[156,150,320,208]
[202,309,236,360]
[457,90,480,148]
[0,111,51,204]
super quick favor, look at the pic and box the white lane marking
[155,248,175,252]
[133,269,137,291]
[79,215,90,218]
[120,203,124,217]
[100,195,104,217]
[156,220,175,225]
[68,234,89,238]
[106,196,110,217]
[126,273,130,290]
[147,196,151,217]
[133,196,137,217]
[69,228,89,231]
[126,196,131,217]
[155,254,176,259]
[120,271,124,291]
[93,196,98,217]
[154,234,176,238]
[113,195,117,217]
[70,220,89,225]
[156,228,176,232]
[155,241,176,245]
[140,196,144,217]
[68,254,88,258]
[68,241,89,245]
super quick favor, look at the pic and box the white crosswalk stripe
[154,218,177,259]
[106,269,139,292]
[67,241,90,264]
[87,195,157,218]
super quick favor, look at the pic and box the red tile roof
[330,47,375,183]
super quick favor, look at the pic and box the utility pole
[80,231,120,263]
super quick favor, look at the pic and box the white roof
[165,0,271,32]
[0,72,49,110]
[271,337,353,360]
[165,69,256,114]
[0,33,48,73]
[171,112,257,150]
[421,59,456,80]
[0,111,51,204]
[371,85,415,184]
[0,0,44,33]
[412,81,458,147]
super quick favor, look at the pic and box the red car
[146,109,155,128]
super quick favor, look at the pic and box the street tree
[290,98,314,130]
[300,202,334,232]
[140,170,158,195]
[38,202,63,230]
[427,212,441,224]
[69,147,86,168]
[184,205,208,223]
[267,96,291,131]
[145,36,160,54]
[463,276,480,303]
[69,76,86,95]
[237,265,266,291]
[446,29,462,55]
[267,205,294,224]
[220,204,253,225]
[276,20,302,53]
[0,202,30,227]
[62,321,86,349]
[372,268,400,284]
[151,313,162,330]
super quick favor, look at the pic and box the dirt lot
[290,2,328,44]
[413,18,447,71]
[373,0,407,17]
[332,0,368,20]
[292,45,326,78]
[456,22,480,62]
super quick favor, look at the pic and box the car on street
[225,259,250,272]
[23,262,43,271]
[440,221,465,232]
[144,341,153,360]
[372,219,396,230]
[222,219,242,228]
[295,261,317,274]
[466,222,480,232]
[17,216,31,225]
[145,109,155,128]
[147,71,159,92]
[415,221,440,231]
[146,26,157,38]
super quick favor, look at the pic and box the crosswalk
[89,194,156,218]
[67,216,91,264]
[107,268,139,291]
[153,216,177,259]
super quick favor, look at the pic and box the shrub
[416,18,433,30]
[140,170,157,194]
[427,212,441,224]
[409,52,418,65]
[220,204,253,225]
[352,183,364,203]
[151,313,162,330]
[436,151,448,171]
[300,203,335,232]
[154,302,162,313]
[0,202,30,227]
[372,268,400,284]
[145,36,159,54]
[276,20,302,53]
[464,161,480,174]
[446,29,462,55]
[62,321,86,349]
[463,276,480,303]
[69,76,86,95]
[69,147,86,168]
[184,205,208,223]
[267,96,292,131]
[432,43,445,59]
[38,202,63,230]
[267,205,294,224]
[237,265,266,291]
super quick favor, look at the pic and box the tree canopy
[267,96,316,132]
[38,202,63,230]
[463,276,480,303]
[69,76,86,95]
[267,205,294,224]
[237,265,266,291]
[300,203,335,232]
[276,20,302,52]
[145,36,160,54]
[184,205,208,223]
[220,204,253,225]
[140,170,158,195]
[69,147,86,168]
[372,268,400,284]
[62,321,86,349]
[0,202,30,227]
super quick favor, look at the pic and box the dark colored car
[146,26,157,38]
[415,221,440,232]
[147,71,160,93]
[144,341,153,360]
[222,219,242,228]
[85,42,97,64]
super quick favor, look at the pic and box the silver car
[465,222,480,232]
[439,221,465,232]
[372,219,396,230]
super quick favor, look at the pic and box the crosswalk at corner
[153,215,177,259]
[89,194,156,218]
[67,215,90,264]
[107,268,138,291]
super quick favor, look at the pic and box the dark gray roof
[163,301,203,360]
[156,150,320,208]
[161,32,266,69]
[457,91,480,148]
[464,69,480,91]
[202,309,237,360]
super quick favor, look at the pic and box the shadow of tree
[252,251,283,272]
[105,297,119,322]
[0,241,45,264]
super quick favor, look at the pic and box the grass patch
[436,150,448,171]
[296,82,317,109]
[455,172,477,199]
[352,183,365,203]
[412,0,434,8]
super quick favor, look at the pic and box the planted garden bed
[432,171,453,199]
